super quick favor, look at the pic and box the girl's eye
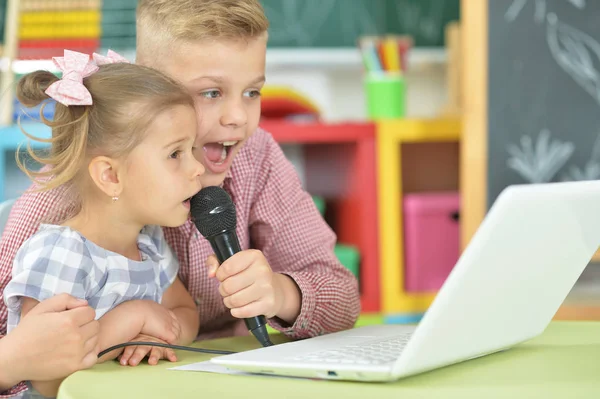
[169,150,182,159]
[244,90,261,98]
[200,90,220,99]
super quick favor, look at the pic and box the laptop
[211,181,600,381]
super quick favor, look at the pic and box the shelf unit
[377,118,461,322]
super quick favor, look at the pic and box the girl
[3,50,204,398]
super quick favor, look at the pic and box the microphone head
[190,186,237,238]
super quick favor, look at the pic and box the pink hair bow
[45,50,98,106]
[92,49,130,65]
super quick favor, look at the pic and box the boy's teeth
[220,147,227,162]
[219,141,238,146]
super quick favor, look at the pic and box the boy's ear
[88,156,123,199]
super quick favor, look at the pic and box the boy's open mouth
[203,141,238,164]
[202,141,239,172]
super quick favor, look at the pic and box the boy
[0,0,360,378]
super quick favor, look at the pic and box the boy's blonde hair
[16,63,194,193]
[136,0,269,65]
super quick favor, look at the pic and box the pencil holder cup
[364,73,406,120]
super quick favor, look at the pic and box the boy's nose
[221,99,247,127]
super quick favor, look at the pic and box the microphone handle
[210,231,242,264]
[209,232,271,345]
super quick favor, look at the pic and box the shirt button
[195,297,202,306]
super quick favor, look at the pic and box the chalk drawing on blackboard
[568,0,587,9]
[546,12,600,106]
[505,0,586,23]
[561,134,600,180]
[262,0,336,46]
[506,129,575,183]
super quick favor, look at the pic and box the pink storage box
[403,192,460,292]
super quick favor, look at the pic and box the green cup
[364,73,406,120]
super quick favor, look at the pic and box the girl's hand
[138,301,182,344]
[118,334,177,366]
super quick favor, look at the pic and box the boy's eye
[169,150,182,159]
[244,90,261,98]
[200,90,220,99]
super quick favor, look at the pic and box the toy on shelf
[260,85,321,123]
[18,0,101,59]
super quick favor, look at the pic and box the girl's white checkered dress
[3,224,178,333]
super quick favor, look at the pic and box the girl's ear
[88,156,123,199]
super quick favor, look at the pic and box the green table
[58,321,600,399]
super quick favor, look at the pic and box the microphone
[190,186,273,347]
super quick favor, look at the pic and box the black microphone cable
[98,341,236,358]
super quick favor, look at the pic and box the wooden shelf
[260,118,461,147]
[377,118,461,143]
[259,120,374,143]
[377,118,462,315]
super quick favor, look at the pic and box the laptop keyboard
[289,333,413,365]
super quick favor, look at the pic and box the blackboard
[100,0,459,50]
[5,0,459,50]
[488,0,600,207]
[261,0,459,47]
